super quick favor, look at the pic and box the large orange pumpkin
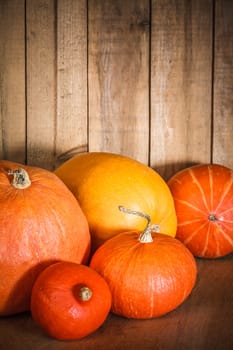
[90,207,197,319]
[0,160,90,316]
[168,163,233,258]
[55,152,177,252]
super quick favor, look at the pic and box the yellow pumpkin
[55,152,177,252]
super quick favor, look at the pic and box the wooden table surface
[0,254,232,350]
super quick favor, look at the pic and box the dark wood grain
[0,0,26,163]
[213,0,233,168]
[55,0,88,169]
[26,0,56,169]
[0,254,232,350]
[88,0,150,164]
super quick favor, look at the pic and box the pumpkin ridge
[215,175,233,213]
[212,228,221,257]
[189,168,211,212]
[176,198,207,215]
[218,207,233,216]
[208,165,214,210]
[178,218,203,226]
[218,228,233,248]
[200,222,211,257]
[183,221,209,245]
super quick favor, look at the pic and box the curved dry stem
[118,205,154,243]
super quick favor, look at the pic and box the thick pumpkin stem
[79,286,93,301]
[118,206,160,243]
[8,168,31,189]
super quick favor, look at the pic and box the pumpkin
[0,160,90,316]
[168,163,233,258]
[31,261,112,340]
[90,206,197,319]
[55,152,177,252]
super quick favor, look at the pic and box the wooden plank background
[150,0,213,178]
[0,0,232,180]
[0,0,26,163]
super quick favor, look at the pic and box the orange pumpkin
[90,207,197,319]
[31,262,112,340]
[0,160,90,316]
[55,152,177,252]
[168,163,233,258]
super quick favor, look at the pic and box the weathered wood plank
[213,0,233,169]
[88,0,150,164]
[26,0,56,170]
[0,0,26,163]
[150,0,213,180]
[55,0,88,168]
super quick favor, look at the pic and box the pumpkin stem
[208,214,218,221]
[118,206,160,243]
[79,286,93,301]
[8,168,31,189]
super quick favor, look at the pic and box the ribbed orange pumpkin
[0,160,90,316]
[90,207,197,319]
[168,163,233,258]
[55,152,177,252]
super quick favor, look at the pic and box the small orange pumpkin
[31,262,112,340]
[55,152,177,252]
[168,163,233,258]
[0,160,90,316]
[90,206,197,319]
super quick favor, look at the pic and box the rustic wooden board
[213,0,233,169]
[88,0,150,164]
[150,0,213,180]
[0,0,26,163]
[55,0,88,169]
[26,0,56,170]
